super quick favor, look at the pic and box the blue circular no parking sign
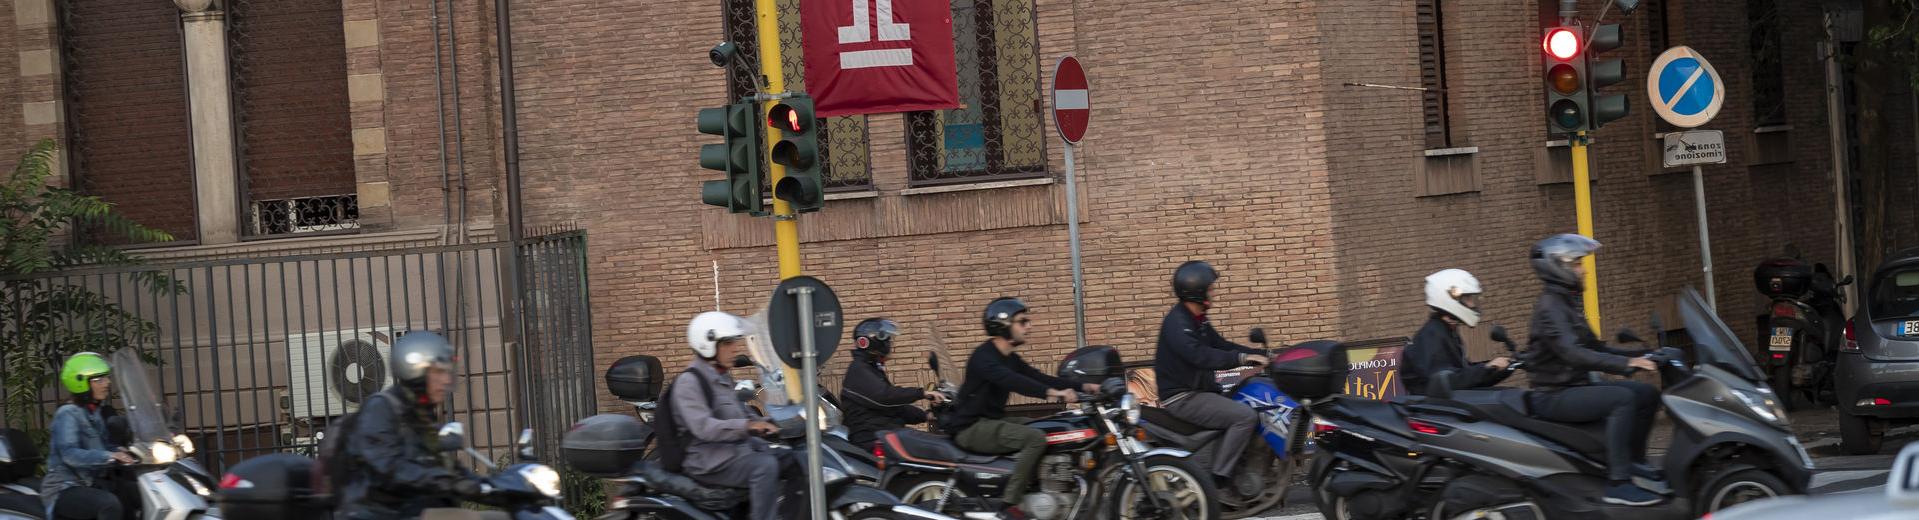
[1647,46,1724,128]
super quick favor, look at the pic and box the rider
[840,318,946,448]
[1520,234,1666,506]
[1154,261,1269,489]
[1401,268,1513,396]
[674,311,798,520]
[943,298,1100,519]
[338,331,494,519]
[44,352,136,520]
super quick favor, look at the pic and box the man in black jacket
[1402,268,1512,396]
[1520,234,1664,506]
[338,332,492,520]
[946,298,1100,519]
[1154,261,1269,488]
[841,318,946,447]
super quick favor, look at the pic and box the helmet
[1173,261,1218,304]
[391,331,457,393]
[1530,234,1601,288]
[852,318,899,357]
[60,352,111,395]
[982,297,1029,339]
[687,311,751,359]
[1424,269,1484,327]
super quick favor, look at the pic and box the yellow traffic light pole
[1571,132,1602,331]
[756,0,802,281]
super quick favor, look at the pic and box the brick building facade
[4,0,1916,412]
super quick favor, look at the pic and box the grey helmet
[1530,233,1601,288]
[391,331,457,395]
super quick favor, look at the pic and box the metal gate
[1,231,595,472]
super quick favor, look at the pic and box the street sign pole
[791,284,825,520]
[1572,132,1602,331]
[1693,163,1716,311]
[1052,56,1089,349]
[1064,142,1085,350]
[1651,47,1728,312]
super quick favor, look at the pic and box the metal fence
[1,231,594,473]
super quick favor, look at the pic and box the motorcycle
[1135,327,1317,519]
[1752,257,1853,409]
[1310,287,1813,520]
[874,344,1226,520]
[0,428,42,519]
[218,426,574,520]
[108,348,222,520]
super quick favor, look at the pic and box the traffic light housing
[768,95,823,213]
[699,101,765,215]
[1584,23,1629,129]
[1542,25,1588,134]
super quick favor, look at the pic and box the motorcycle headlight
[1119,394,1141,425]
[148,442,178,464]
[521,464,563,499]
[1732,388,1790,426]
[172,434,194,455]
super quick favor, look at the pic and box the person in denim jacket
[42,352,137,520]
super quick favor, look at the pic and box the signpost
[1650,46,1727,311]
[765,276,841,520]
[1053,56,1089,349]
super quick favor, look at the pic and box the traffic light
[1542,25,1588,133]
[1584,24,1629,129]
[699,101,765,215]
[767,95,823,213]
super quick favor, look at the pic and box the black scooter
[1752,257,1853,409]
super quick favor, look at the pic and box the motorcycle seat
[880,430,1003,466]
[1445,389,1607,458]
[633,460,750,511]
[1139,406,1211,436]
[1336,397,1415,436]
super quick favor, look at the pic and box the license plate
[1769,334,1793,350]
[1904,320,1919,336]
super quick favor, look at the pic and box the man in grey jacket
[675,311,794,520]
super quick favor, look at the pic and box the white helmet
[687,311,751,359]
[1424,269,1483,327]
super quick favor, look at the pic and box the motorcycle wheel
[1693,467,1789,517]
[1218,455,1291,520]
[1771,363,1806,412]
[845,509,913,520]
[887,474,964,512]
[1105,455,1221,520]
[1838,409,1884,455]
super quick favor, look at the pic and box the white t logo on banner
[836,0,912,69]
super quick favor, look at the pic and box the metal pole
[792,286,827,520]
[1572,133,1602,331]
[1692,164,1717,311]
[1064,143,1086,349]
[754,0,801,280]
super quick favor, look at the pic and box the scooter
[218,426,574,520]
[0,428,43,519]
[1752,257,1852,409]
[1310,288,1813,520]
[1136,327,1312,519]
[109,348,222,520]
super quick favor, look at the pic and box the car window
[1871,268,1919,320]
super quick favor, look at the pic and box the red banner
[800,0,960,117]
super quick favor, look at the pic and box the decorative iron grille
[907,0,1047,186]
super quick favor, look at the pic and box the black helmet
[983,297,1029,339]
[391,331,457,397]
[1530,234,1600,288]
[1173,261,1218,304]
[853,318,899,357]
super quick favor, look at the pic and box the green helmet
[60,352,111,395]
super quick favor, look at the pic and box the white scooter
[109,349,221,520]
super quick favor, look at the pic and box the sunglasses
[1015,318,1033,326]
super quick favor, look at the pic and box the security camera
[709,42,740,68]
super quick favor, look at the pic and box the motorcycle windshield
[923,325,959,386]
[109,349,176,443]
[1677,287,1767,382]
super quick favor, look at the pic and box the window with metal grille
[229,0,359,236]
[1749,0,1787,127]
[723,0,873,193]
[57,0,197,245]
[904,0,1047,186]
[1417,0,1451,150]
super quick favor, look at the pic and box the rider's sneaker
[1603,483,1666,506]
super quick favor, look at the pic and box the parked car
[1836,247,1919,454]
[1704,441,1919,519]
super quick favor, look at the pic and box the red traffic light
[1544,28,1580,61]
[767,103,811,133]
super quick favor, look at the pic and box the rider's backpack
[652,368,716,473]
[310,391,401,505]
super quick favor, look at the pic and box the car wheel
[1838,408,1883,455]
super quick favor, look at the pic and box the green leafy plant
[1,139,181,438]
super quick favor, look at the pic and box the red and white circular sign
[1052,56,1089,144]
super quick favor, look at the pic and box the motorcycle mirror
[733,354,756,368]
[927,352,940,374]
[735,380,760,404]
[1489,325,1511,345]
[1615,328,1643,344]
[1249,327,1268,345]
[437,422,466,452]
[516,429,536,461]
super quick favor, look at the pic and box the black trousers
[1529,380,1659,481]
[50,486,121,520]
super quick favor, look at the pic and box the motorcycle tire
[847,509,914,520]
[885,473,964,512]
[1693,467,1790,517]
[1103,454,1221,520]
[1770,363,1805,412]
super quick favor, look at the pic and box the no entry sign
[1052,56,1089,144]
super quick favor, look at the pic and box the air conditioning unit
[251,194,360,235]
[286,327,396,419]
